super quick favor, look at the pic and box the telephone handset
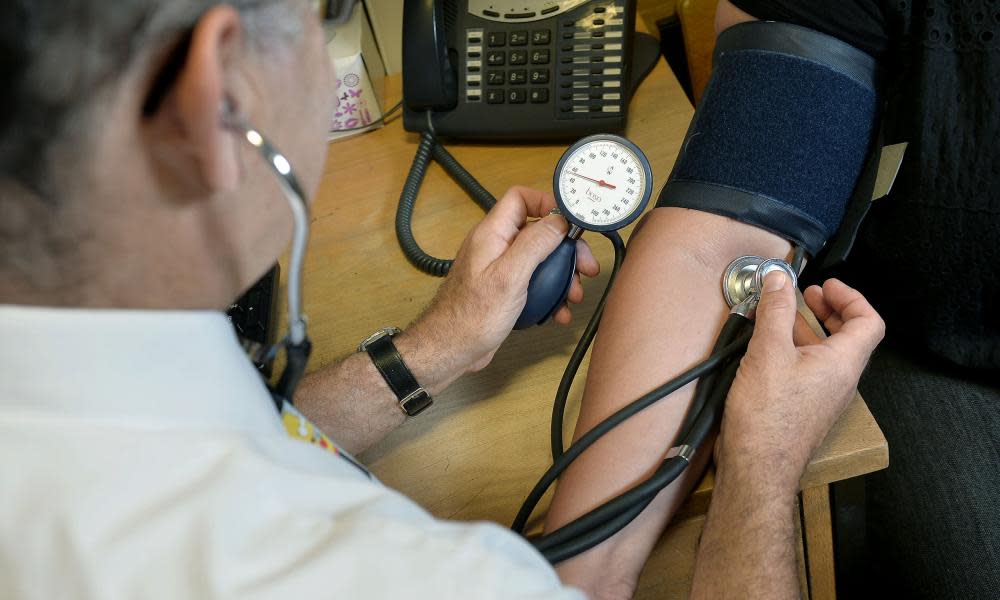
[402,0,640,139]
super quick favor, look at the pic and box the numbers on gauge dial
[559,141,645,227]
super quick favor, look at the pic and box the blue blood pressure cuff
[657,21,878,256]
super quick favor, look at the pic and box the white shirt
[0,306,583,600]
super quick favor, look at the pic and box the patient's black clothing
[726,1,999,597]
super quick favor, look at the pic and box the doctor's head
[0,0,334,309]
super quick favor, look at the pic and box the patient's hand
[717,273,885,491]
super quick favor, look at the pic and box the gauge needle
[574,173,617,189]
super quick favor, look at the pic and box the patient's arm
[544,206,788,597]
[542,5,783,595]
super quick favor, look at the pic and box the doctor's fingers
[811,281,885,365]
[575,238,600,278]
[480,186,558,237]
[746,271,798,359]
[567,274,584,304]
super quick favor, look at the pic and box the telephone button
[529,88,549,103]
[530,49,550,64]
[529,69,549,83]
[505,12,535,19]
[509,50,528,65]
[509,70,527,84]
[487,32,506,47]
[486,70,505,85]
[508,88,527,103]
[483,9,500,18]
[593,6,607,13]
[510,31,529,46]
[531,30,551,44]
[486,89,505,104]
[542,6,559,15]
[487,51,506,66]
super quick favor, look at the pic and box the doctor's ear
[141,4,251,194]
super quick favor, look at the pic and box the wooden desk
[303,52,887,599]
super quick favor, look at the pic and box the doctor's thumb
[750,271,797,352]
[502,214,569,284]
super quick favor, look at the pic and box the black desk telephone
[402,0,648,139]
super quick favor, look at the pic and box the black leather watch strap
[359,329,432,417]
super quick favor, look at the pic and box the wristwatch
[358,327,432,417]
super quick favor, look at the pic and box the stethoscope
[222,112,312,411]
[398,130,801,563]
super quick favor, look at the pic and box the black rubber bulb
[514,237,578,329]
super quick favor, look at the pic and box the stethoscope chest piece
[723,255,799,309]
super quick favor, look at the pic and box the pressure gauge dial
[553,134,654,232]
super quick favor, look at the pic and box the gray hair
[0,0,302,201]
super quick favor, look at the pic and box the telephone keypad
[464,1,627,111]
[452,2,627,125]
[508,89,527,103]
[510,31,529,45]
[529,88,549,103]
[531,30,551,44]
[509,70,527,84]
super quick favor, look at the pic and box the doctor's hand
[716,273,885,493]
[403,186,600,378]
